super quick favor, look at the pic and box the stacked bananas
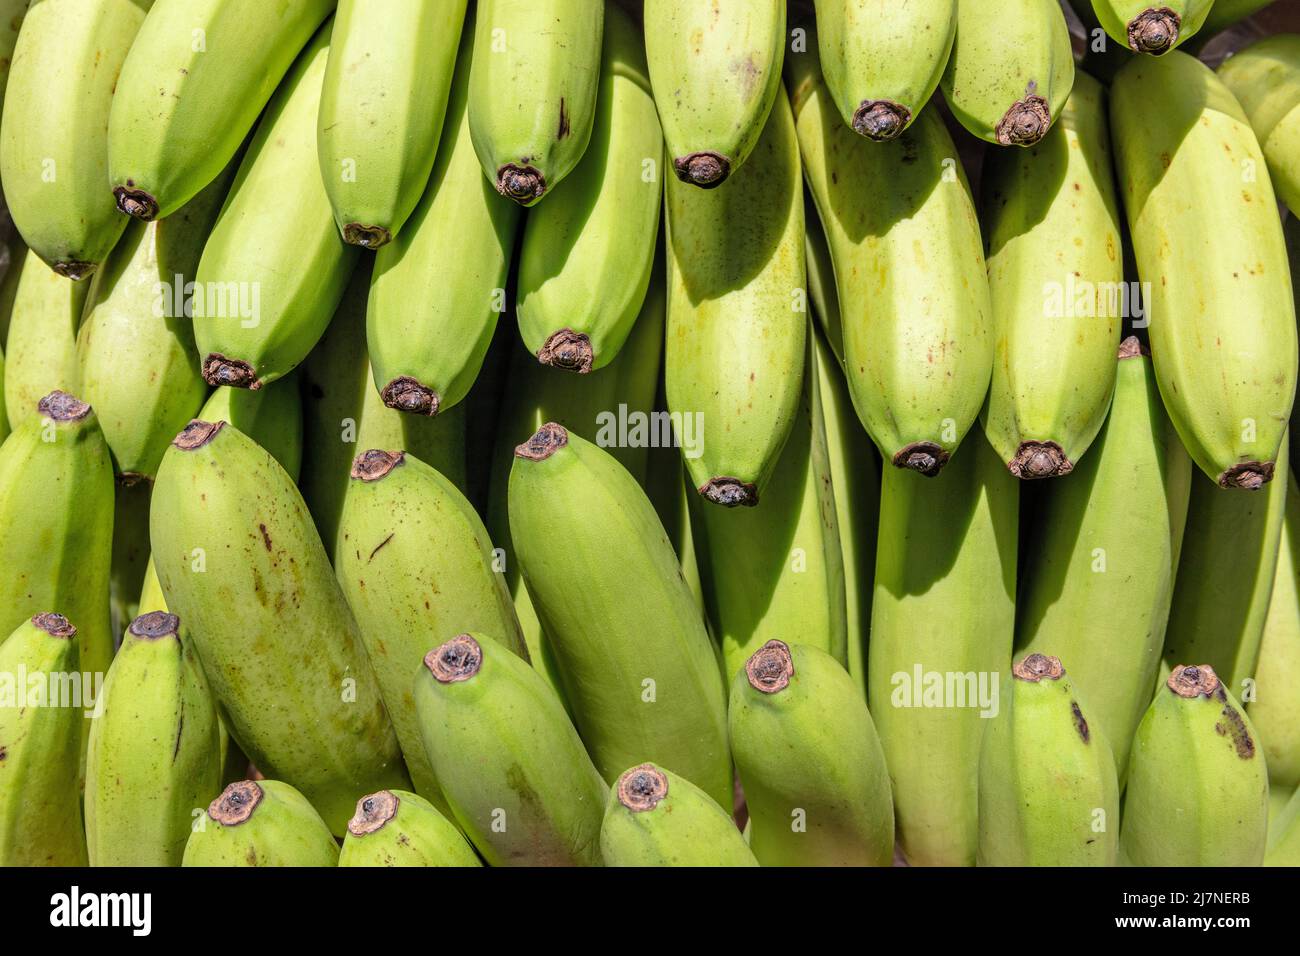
[0,0,1298,869]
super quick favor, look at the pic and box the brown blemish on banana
[537,329,594,373]
[673,151,730,188]
[209,780,263,826]
[1127,8,1180,55]
[52,260,95,281]
[699,476,759,507]
[343,223,392,249]
[129,611,180,641]
[892,441,949,477]
[117,471,150,488]
[746,639,794,694]
[425,633,483,684]
[258,523,272,552]
[515,422,568,461]
[172,419,225,450]
[202,353,261,390]
[32,613,76,639]
[557,97,570,139]
[496,163,546,204]
[368,533,394,562]
[351,449,405,482]
[853,100,910,141]
[1009,440,1074,479]
[114,185,159,221]
[617,763,669,812]
[1070,702,1091,743]
[380,376,439,417]
[348,790,399,835]
[1167,663,1222,699]
[1215,703,1257,759]
[1218,461,1274,491]
[1012,653,1064,682]
[37,390,91,422]
[995,84,1051,147]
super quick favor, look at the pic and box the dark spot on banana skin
[1214,703,1256,759]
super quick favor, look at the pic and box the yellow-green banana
[318,0,468,248]
[810,0,956,140]
[939,0,1075,146]
[1091,1,1214,54]
[181,779,339,867]
[0,0,146,278]
[790,45,991,477]
[338,789,482,867]
[413,632,606,866]
[509,424,732,808]
[665,89,806,506]
[0,1,28,120]
[599,763,757,867]
[643,0,785,186]
[868,428,1018,866]
[150,419,408,833]
[0,613,86,866]
[1111,51,1296,489]
[977,654,1120,866]
[729,640,894,866]
[517,3,661,374]
[3,249,86,432]
[368,24,521,417]
[0,346,7,444]
[467,0,604,205]
[1218,34,1300,216]
[1121,664,1270,866]
[193,22,360,391]
[108,0,335,222]
[199,379,303,483]
[981,72,1122,478]
[84,611,222,866]
[1267,784,1300,865]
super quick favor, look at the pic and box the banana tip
[1218,462,1274,491]
[853,100,910,141]
[995,95,1051,147]
[343,223,392,248]
[699,477,758,507]
[37,390,91,423]
[1118,336,1147,359]
[515,422,568,461]
[32,613,76,639]
[351,449,405,482]
[425,634,483,684]
[113,185,159,222]
[348,791,399,836]
[537,329,594,373]
[380,377,440,417]
[209,781,263,826]
[892,442,950,477]
[673,152,730,188]
[128,611,180,641]
[496,164,546,205]
[617,764,669,813]
[1167,664,1222,699]
[1128,8,1180,54]
[51,260,95,281]
[202,354,261,390]
[172,419,225,451]
[1009,441,1073,480]
[1012,653,1064,682]
[746,639,795,694]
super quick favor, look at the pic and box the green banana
[150,419,408,834]
[1016,339,1193,778]
[317,0,468,248]
[509,423,732,808]
[1218,34,1300,216]
[1163,434,1289,698]
[939,0,1075,146]
[108,0,335,222]
[193,21,360,391]
[3,248,87,432]
[980,72,1122,478]
[338,789,482,867]
[729,639,893,866]
[368,23,521,417]
[810,0,956,140]
[1121,664,1270,866]
[516,3,661,373]
[868,427,1018,866]
[181,779,339,867]
[413,632,606,866]
[643,0,785,186]
[790,46,991,476]
[1191,0,1279,50]
[1266,784,1300,865]
[977,654,1120,866]
[0,345,6,445]
[84,610,222,866]
[599,763,758,867]
[199,379,303,483]
[0,613,86,866]
[467,0,604,205]
[1111,51,1296,489]
[0,0,145,278]
[692,332,847,680]
[337,448,527,805]
[0,1,28,121]
[665,89,806,506]
[1091,0,1214,54]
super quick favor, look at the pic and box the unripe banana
[0,1,28,120]
[414,632,606,866]
[84,611,222,866]
[599,763,757,867]
[939,0,1074,146]
[509,424,732,808]
[977,654,1120,866]
[729,640,893,866]
[150,419,408,833]
[0,613,86,866]
[665,89,806,506]
[108,0,336,222]
[1110,51,1296,489]
[868,428,1018,866]
[368,23,521,418]
[337,449,527,805]
[980,72,1122,478]
[643,0,785,186]
[790,44,991,477]
[1091,1,1214,55]
[1121,664,1270,866]
[811,0,956,141]
[0,345,7,445]
[1218,34,1300,216]
[199,379,303,483]
[692,333,847,680]
[1017,339,1192,778]
[517,4,661,374]
[1163,434,1289,698]
[181,779,339,867]
[468,0,604,205]
[3,249,87,432]
[338,789,482,867]
[317,0,468,248]
[0,0,145,278]
[193,22,360,392]
[1266,784,1300,865]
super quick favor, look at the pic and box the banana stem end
[699,477,759,507]
[673,152,731,188]
[853,100,910,141]
[113,185,159,222]
[537,329,594,373]
[617,764,669,812]
[380,377,440,417]
[1128,8,1180,55]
